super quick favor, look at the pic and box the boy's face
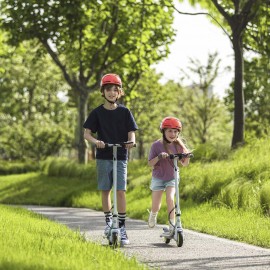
[103,84,120,102]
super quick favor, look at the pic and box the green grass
[0,204,148,270]
[0,137,270,264]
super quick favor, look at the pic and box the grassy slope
[0,138,270,248]
[0,205,148,270]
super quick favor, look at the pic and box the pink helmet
[100,74,122,87]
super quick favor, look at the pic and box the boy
[83,73,138,245]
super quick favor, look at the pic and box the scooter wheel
[177,231,184,247]
[164,238,170,244]
[111,232,119,248]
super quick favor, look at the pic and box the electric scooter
[104,141,135,248]
[160,152,193,247]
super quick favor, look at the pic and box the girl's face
[164,128,179,143]
[104,85,120,102]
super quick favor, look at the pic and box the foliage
[0,117,73,161]
[0,37,76,161]
[0,205,148,270]
[0,160,39,175]
[0,0,176,163]
[125,70,182,158]
[225,56,270,140]
[183,0,269,148]
[179,53,232,146]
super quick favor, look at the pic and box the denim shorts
[96,159,127,191]
[150,177,175,191]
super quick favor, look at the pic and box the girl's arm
[178,139,190,167]
[148,152,168,167]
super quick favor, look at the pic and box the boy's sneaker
[120,226,130,245]
[148,211,157,228]
[104,220,112,236]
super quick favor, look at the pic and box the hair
[100,84,124,98]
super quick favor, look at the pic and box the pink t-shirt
[148,140,183,181]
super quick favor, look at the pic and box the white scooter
[104,141,135,248]
[160,153,193,247]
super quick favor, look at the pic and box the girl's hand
[158,152,169,160]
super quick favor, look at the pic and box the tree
[126,69,181,158]
[225,55,270,139]
[0,0,175,163]
[178,0,268,148]
[0,35,75,160]
[179,52,232,145]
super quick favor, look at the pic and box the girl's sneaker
[148,211,158,228]
[120,226,130,245]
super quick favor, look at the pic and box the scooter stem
[112,145,118,228]
[174,157,182,228]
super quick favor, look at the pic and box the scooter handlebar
[104,141,136,148]
[169,153,194,159]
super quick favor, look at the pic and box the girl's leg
[165,186,175,221]
[148,190,163,228]
[151,190,163,212]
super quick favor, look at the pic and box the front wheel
[110,232,119,248]
[177,231,184,247]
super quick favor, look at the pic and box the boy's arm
[84,128,105,148]
[126,131,136,149]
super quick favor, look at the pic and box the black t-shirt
[83,104,138,160]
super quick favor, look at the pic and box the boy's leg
[102,190,111,212]
[117,191,129,245]
[102,190,112,236]
[117,190,126,226]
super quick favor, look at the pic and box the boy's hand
[96,140,105,148]
[125,141,135,150]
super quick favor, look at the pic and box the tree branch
[172,4,231,41]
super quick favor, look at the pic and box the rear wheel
[164,238,170,244]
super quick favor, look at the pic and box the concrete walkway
[24,205,270,270]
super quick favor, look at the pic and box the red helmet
[160,117,182,131]
[100,73,122,87]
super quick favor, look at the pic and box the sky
[154,0,234,98]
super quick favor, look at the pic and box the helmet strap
[104,97,117,104]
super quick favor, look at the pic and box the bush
[41,157,96,179]
[0,160,39,175]
[260,182,270,216]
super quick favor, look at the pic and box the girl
[148,117,190,233]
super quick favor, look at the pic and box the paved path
[24,206,270,270]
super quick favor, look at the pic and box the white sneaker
[148,211,158,228]
[104,220,112,236]
[161,225,174,237]
[120,226,130,245]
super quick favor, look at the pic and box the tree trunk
[231,33,245,148]
[77,92,88,163]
